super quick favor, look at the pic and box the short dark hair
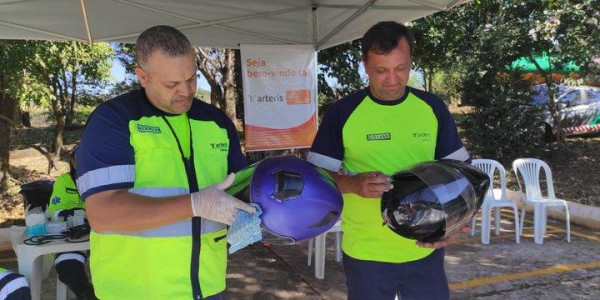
[135,25,193,68]
[361,21,414,61]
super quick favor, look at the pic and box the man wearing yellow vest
[77,26,255,299]
[307,22,470,299]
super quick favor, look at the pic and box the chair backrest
[512,158,556,201]
[471,159,507,201]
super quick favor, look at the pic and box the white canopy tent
[0,0,469,49]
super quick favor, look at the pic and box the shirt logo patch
[210,142,228,152]
[137,124,161,134]
[366,133,391,141]
[412,132,432,138]
[412,132,433,141]
[52,196,61,205]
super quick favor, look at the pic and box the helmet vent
[272,170,304,201]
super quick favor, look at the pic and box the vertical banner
[241,44,318,151]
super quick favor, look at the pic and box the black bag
[20,180,55,212]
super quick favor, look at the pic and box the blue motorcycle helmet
[381,160,490,243]
[227,156,343,244]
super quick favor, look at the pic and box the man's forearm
[327,170,392,199]
[327,170,358,195]
[86,189,193,232]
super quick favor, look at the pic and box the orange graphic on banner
[245,113,317,151]
[286,89,311,105]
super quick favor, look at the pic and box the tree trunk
[49,87,65,174]
[531,54,564,144]
[223,49,238,125]
[50,113,65,174]
[234,49,245,123]
[0,74,15,189]
[427,70,434,93]
[545,80,565,143]
[67,43,79,127]
[207,81,223,107]
[21,111,31,127]
[196,50,224,108]
[66,70,78,126]
[422,69,428,92]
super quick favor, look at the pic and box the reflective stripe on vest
[0,269,30,300]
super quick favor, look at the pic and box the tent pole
[79,0,93,43]
[311,1,318,47]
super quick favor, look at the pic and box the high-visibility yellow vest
[81,93,237,299]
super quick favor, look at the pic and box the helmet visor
[382,161,477,242]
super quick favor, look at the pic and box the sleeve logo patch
[366,133,391,141]
[137,124,162,134]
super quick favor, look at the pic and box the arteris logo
[210,142,229,152]
[137,124,161,134]
[412,132,432,139]
[366,132,391,141]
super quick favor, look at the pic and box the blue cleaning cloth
[227,203,263,254]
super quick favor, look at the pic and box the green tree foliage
[429,70,463,104]
[516,0,600,141]
[317,40,365,115]
[454,1,552,162]
[0,40,33,188]
[410,11,466,93]
[21,41,112,171]
[411,0,600,161]
[195,48,241,126]
[108,43,141,99]
[461,73,546,165]
[114,43,137,77]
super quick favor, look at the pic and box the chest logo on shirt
[210,142,228,152]
[137,124,162,134]
[366,132,391,141]
[412,132,433,141]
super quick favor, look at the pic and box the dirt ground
[3,215,600,299]
[1,111,599,227]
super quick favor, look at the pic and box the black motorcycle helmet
[381,160,490,243]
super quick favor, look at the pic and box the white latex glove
[190,173,256,225]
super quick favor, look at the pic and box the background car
[533,85,600,137]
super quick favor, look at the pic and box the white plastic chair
[512,158,570,244]
[306,220,341,279]
[470,159,520,244]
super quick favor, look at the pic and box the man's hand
[416,225,470,249]
[351,171,393,198]
[190,173,256,225]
